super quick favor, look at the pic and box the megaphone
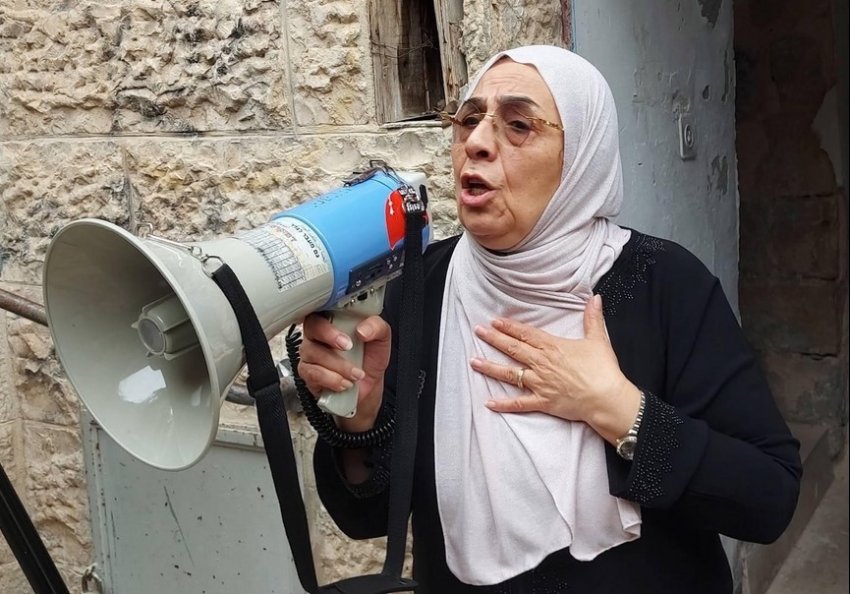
[43,166,430,471]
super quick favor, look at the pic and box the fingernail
[338,380,354,391]
[336,335,353,350]
[474,325,485,336]
[357,326,373,341]
[350,368,365,381]
[593,294,602,310]
[470,357,482,369]
[484,400,496,408]
[492,318,505,329]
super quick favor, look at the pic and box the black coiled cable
[285,324,397,448]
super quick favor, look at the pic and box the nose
[464,115,498,160]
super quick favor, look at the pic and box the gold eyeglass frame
[437,111,564,134]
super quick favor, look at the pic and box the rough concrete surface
[766,446,849,594]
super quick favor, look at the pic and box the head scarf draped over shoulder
[433,45,640,585]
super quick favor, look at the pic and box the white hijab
[433,46,640,585]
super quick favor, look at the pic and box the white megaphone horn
[43,165,430,471]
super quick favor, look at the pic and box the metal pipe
[0,287,47,326]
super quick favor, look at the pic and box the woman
[298,45,801,593]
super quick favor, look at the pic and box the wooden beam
[370,0,404,122]
[434,0,467,111]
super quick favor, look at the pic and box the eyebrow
[460,95,543,112]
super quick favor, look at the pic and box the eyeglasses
[439,106,564,147]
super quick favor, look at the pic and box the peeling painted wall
[573,0,740,311]
[572,1,741,584]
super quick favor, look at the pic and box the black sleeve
[608,245,802,544]
[311,277,405,540]
[313,438,392,539]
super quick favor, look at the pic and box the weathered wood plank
[434,0,468,112]
[370,0,404,122]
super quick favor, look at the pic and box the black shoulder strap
[210,205,425,594]
[1,461,71,594]
[212,263,321,593]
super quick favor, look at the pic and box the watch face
[617,436,638,461]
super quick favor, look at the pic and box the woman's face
[451,59,564,251]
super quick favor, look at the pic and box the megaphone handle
[317,288,385,418]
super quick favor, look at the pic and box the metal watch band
[615,389,646,461]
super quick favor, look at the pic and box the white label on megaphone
[238,219,331,293]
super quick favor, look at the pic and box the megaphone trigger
[316,286,386,418]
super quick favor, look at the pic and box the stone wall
[735,0,848,456]
[0,1,564,591]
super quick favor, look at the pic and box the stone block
[0,2,118,136]
[0,533,18,568]
[769,35,830,115]
[8,313,80,427]
[759,115,838,198]
[0,1,289,137]
[739,196,772,278]
[0,284,79,426]
[767,194,841,279]
[0,140,130,285]
[735,0,838,121]
[1,125,456,290]
[287,0,372,125]
[0,564,35,594]
[0,422,20,568]
[0,305,18,423]
[0,421,22,569]
[732,1,762,51]
[0,421,72,594]
[747,0,833,29]
[126,136,329,236]
[21,422,92,574]
[2,282,78,427]
[0,420,21,496]
[740,279,842,354]
[758,352,846,425]
[745,0,788,28]
[122,129,455,240]
[461,0,563,74]
[740,194,841,280]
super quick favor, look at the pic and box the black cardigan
[314,231,802,594]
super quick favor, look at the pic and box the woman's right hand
[298,312,392,433]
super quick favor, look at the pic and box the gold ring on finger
[516,367,526,390]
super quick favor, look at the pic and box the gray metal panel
[82,410,305,594]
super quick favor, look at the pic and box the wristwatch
[615,389,646,461]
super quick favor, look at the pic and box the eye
[458,113,484,127]
[505,117,533,132]
[499,106,535,132]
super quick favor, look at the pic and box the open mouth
[461,174,493,196]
